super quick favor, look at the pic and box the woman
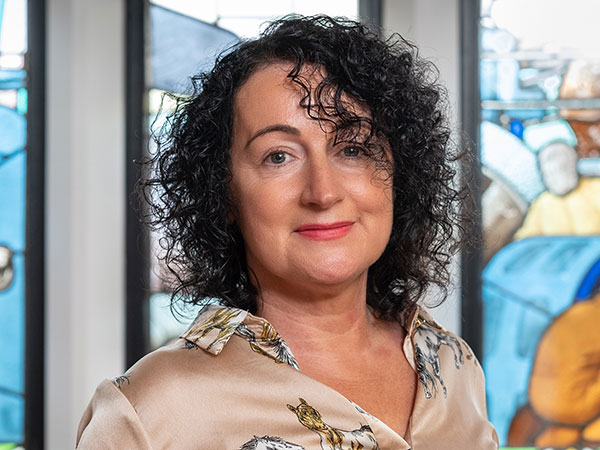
[77,15,498,449]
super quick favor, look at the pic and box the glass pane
[0,0,27,54]
[217,0,293,18]
[0,139,26,446]
[149,5,238,93]
[480,1,600,449]
[0,0,27,445]
[149,293,199,350]
[291,0,359,20]
[0,89,16,109]
[150,0,218,23]
[0,54,24,70]
[216,17,271,38]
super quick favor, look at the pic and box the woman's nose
[299,159,344,209]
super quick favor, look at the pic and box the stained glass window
[478,1,600,448]
[0,0,27,447]
[145,0,359,351]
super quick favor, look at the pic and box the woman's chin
[292,259,368,288]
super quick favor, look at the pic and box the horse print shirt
[76,304,499,449]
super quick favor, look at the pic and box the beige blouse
[76,304,499,449]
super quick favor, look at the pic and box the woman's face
[229,63,393,292]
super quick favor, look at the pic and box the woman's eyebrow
[246,124,300,148]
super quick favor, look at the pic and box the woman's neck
[255,274,383,360]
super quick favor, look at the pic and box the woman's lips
[294,222,354,241]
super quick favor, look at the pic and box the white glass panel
[150,0,218,23]
[0,0,27,54]
[217,17,273,38]
[217,0,293,18]
[490,0,600,57]
[291,0,358,20]
[0,54,24,69]
[0,90,17,109]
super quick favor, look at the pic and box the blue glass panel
[0,0,26,445]
[480,27,546,107]
[578,157,600,177]
[0,70,25,90]
[0,106,26,155]
[150,5,239,94]
[509,119,523,139]
[16,88,26,115]
[0,0,4,34]
[0,144,25,445]
[0,150,25,250]
[0,252,24,443]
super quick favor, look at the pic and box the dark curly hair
[141,15,471,322]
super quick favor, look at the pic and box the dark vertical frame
[125,0,150,368]
[25,0,45,448]
[359,0,382,32]
[459,0,483,359]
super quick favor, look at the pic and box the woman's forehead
[233,62,371,129]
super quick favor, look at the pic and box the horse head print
[413,323,464,399]
[287,398,379,450]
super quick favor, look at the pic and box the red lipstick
[295,221,354,241]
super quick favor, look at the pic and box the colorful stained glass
[480,1,600,449]
[0,0,27,445]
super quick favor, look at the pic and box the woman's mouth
[294,222,354,241]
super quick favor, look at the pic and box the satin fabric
[76,304,498,449]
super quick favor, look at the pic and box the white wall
[382,0,462,335]
[46,0,125,447]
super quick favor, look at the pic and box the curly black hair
[141,15,471,322]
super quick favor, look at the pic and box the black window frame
[459,0,484,359]
[25,0,46,447]
[125,0,150,368]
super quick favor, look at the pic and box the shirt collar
[180,304,248,355]
[404,305,443,337]
[181,302,442,356]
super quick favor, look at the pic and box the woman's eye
[268,152,287,164]
[343,146,362,157]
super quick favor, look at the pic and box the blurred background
[1,0,599,448]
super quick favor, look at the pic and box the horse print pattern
[236,322,300,369]
[240,435,306,450]
[112,373,131,389]
[185,306,247,352]
[412,320,464,399]
[287,398,379,450]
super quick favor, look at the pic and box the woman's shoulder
[77,336,240,449]
[77,330,245,447]
[405,305,485,399]
[117,329,249,407]
[115,303,290,405]
[406,306,499,448]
